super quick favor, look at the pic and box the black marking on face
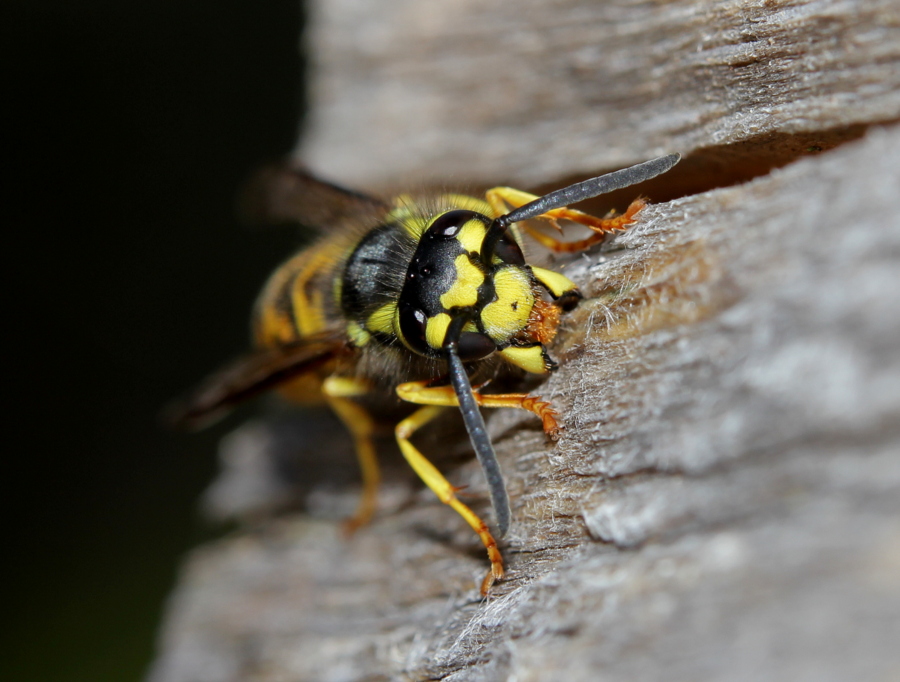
[493,232,525,265]
[457,331,497,361]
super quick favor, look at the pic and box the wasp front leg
[394,381,562,594]
[396,381,560,439]
[322,376,380,534]
[486,186,646,253]
[393,404,504,595]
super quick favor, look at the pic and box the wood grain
[299,0,900,189]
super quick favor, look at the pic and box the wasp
[174,153,681,595]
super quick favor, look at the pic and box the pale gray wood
[149,0,900,679]
[299,0,900,189]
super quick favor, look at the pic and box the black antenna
[443,316,511,536]
[483,153,681,259]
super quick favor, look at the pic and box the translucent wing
[239,164,390,231]
[167,334,347,429]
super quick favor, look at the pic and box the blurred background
[5,2,305,679]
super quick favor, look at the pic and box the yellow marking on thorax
[388,195,429,239]
[440,254,484,309]
[438,194,493,216]
[481,267,534,343]
[366,302,397,335]
[347,320,372,347]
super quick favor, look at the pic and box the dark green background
[5,2,304,679]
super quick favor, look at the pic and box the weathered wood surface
[149,0,900,680]
[300,0,900,189]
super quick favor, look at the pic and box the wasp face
[395,209,537,362]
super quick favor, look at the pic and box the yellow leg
[322,376,380,534]
[486,186,646,253]
[394,405,504,595]
[394,380,562,593]
[396,381,560,438]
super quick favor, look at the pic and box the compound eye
[397,300,430,355]
[457,331,496,361]
[428,209,484,239]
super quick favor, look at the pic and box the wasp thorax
[393,209,536,360]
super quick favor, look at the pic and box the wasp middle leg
[322,375,380,534]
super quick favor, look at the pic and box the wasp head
[394,208,556,374]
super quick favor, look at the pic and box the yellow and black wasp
[175,153,681,594]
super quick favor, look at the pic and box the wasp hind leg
[322,376,380,534]
[485,186,646,253]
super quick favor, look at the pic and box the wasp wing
[167,335,347,430]
[239,165,390,232]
